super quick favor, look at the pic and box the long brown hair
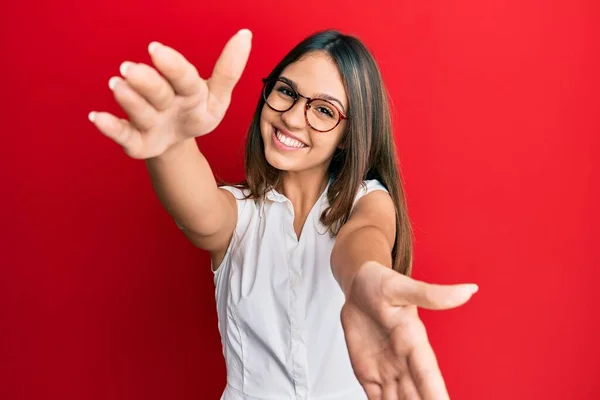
[237,30,413,276]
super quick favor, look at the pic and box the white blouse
[213,179,388,400]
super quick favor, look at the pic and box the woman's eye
[317,107,334,118]
[277,87,295,97]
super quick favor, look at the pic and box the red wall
[1,0,598,398]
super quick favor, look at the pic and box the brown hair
[236,30,413,276]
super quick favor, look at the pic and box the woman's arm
[331,189,477,399]
[330,190,396,297]
[146,138,236,253]
[90,32,252,256]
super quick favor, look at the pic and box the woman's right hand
[89,29,252,159]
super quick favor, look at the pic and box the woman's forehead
[279,53,348,107]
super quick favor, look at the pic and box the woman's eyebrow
[279,76,346,113]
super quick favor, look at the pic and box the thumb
[390,275,479,310]
[207,29,253,107]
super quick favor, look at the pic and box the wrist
[147,138,198,164]
[335,261,376,299]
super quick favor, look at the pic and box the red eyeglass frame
[261,78,349,133]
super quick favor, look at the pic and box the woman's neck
[279,169,330,213]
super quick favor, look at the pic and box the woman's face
[260,51,348,173]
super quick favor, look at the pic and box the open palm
[341,261,478,400]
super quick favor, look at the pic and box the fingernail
[88,111,96,122]
[148,41,160,55]
[238,29,252,38]
[120,61,134,77]
[108,76,120,91]
[469,284,479,294]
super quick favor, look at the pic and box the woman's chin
[264,149,295,172]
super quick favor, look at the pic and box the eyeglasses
[262,78,349,133]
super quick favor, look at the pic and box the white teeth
[276,129,305,148]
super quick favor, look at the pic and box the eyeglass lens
[264,80,341,132]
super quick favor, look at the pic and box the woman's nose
[281,99,308,130]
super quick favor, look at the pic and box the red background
[1,0,598,398]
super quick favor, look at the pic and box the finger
[408,344,449,400]
[109,76,158,132]
[147,41,205,97]
[388,274,479,310]
[382,380,399,400]
[88,111,144,158]
[363,382,382,400]
[119,61,175,111]
[207,28,253,108]
[397,374,421,400]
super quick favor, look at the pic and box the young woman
[89,28,478,400]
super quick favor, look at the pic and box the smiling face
[260,51,348,174]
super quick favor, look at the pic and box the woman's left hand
[341,261,478,400]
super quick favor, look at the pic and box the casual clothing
[213,179,388,400]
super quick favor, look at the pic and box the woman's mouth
[272,128,308,150]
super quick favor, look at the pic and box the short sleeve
[352,179,389,211]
